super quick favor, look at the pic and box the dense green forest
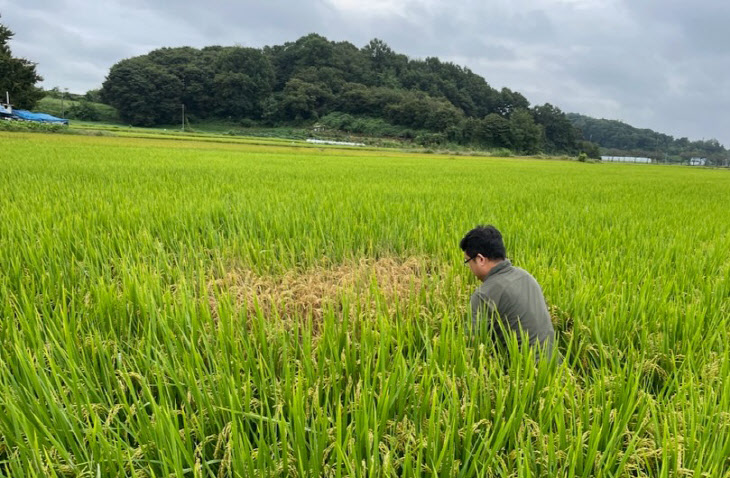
[99,34,588,155]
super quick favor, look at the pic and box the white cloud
[325,0,410,16]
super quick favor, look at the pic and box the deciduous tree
[0,16,44,109]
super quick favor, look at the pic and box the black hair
[459,225,506,260]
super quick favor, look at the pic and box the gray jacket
[469,259,557,358]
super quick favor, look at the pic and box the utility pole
[181,76,186,132]
[60,88,68,117]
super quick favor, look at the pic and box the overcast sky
[2,0,728,145]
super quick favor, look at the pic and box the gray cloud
[1,0,728,145]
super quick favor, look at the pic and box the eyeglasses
[464,255,477,265]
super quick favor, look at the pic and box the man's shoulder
[484,264,541,297]
[496,264,538,284]
[510,266,542,285]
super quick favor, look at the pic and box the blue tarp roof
[13,109,69,124]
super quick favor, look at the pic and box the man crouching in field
[461,225,558,361]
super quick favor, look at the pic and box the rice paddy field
[1,131,729,477]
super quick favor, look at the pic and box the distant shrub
[68,101,101,121]
[319,112,423,140]
[490,147,513,157]
[319,112,355,130]
[579,140,601,159]
[415,133,446,147]
[0,120,68,133]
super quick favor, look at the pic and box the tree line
[567,114,728,165]
[100,34,589,154]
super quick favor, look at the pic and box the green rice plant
[0,132,729,476]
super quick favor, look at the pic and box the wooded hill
[98,33,726,161]
[568,113,727,164]
[99,34,588,155]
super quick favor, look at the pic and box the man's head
[460,225,506,281]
